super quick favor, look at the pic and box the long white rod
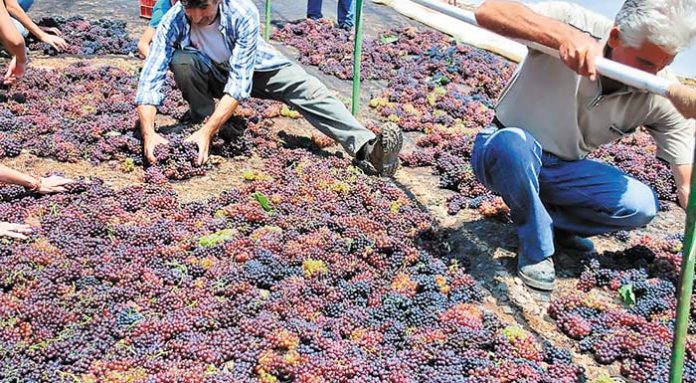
[409,0,674,96]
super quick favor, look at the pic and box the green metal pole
[264,0,271,42]
[669,154,696,383]
[351,0,365,117]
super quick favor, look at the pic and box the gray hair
[615,0,696,53]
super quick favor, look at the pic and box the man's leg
[337,0,354,28]
[539,156,658,237]
[251,64,376,157]
[170,50,222,123]
[307,0,323,20]
[472,126,555,264]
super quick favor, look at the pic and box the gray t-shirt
[495,1,694,164]
[190,16,233,64]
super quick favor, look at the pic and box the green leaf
[253,192,273,212]
[619,284,636,306]
[198,229,235,248]
[380,34,399,44]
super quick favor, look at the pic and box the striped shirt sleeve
[223,6,259,101]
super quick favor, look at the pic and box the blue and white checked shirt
[135,0,291,106]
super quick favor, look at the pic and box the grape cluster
[549,234,696,382]
[273,20,454,81]
[0,62,283,181]
[150,137,206,181]
[0,147,584,381]
[27,16,137,56]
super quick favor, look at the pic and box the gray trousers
[170,49,376,157]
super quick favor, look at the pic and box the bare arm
[4,0,68,51]
[475,0,603,80]
[187,94,239,165]
[0,164,73,193]
[138,27,156,59]
[0,163,40,190]
[138,104,169,164]
[672,163,692,210]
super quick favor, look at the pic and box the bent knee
[618,180,658,227]
[171,50,200,69]
[300,76,331,100]
[485,128,541,167]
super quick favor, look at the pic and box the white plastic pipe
[409,0,675,96]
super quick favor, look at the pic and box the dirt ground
[2,1,689,381]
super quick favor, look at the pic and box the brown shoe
[363,122,403,177]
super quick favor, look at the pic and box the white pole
[409,0,674,96]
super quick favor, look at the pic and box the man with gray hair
[472,0,696,290]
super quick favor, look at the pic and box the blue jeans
[472,126,658,263]
[307,0,355,27]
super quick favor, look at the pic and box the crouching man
[135,0,402,176]
[472,0,696,290]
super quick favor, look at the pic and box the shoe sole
[379,123,403,177]
[518,269,555,291]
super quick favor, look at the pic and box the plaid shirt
[136,0,291,106]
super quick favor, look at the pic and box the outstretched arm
[138,104,169,164]
[136,9,180,164]
[475,0,603,80]
[0,164,72,239]
[0,164,73,194]
[4,0,68,51]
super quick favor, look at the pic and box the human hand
[143,133,169,165]
[3,56,26,85]
[41,33,69,52]
[186,129,212,165]
[35,175,74,194]
[558,31,603,81]
[137,42,150,59]
[0,222,32,240]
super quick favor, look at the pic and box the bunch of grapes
[0,63,283,180]
[0,143,584,382]
[549,234,696,382]
[27,16,137,56]
[150,137,206,181]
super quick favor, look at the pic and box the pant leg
[170,49,224,122]
[472,126,554,262]
[251,64,376,157]
[307,0,323,19]
[17,0,34,11]
[538,155,658,237]
[337,0,354,27]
